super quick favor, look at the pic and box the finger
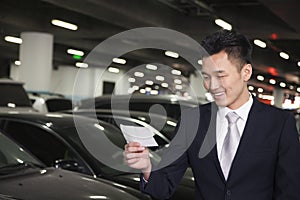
[126,146,145,153]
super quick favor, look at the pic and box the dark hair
[200,30,252,69]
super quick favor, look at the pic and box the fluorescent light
[132,85,139,90]
[174,79,182,84]
[146,64,157,70]
[248,86,254,91]
[112,58,126,65]
[51,19,78,31]
[175,85,183,90]
[165,51,179,58]
[269,79,276,84]
[155,75,165,81]
[166,120,177,127]
[128,77,135,83]
[145,80,154,85]
[257,75,264,81]
[161,83,168,88]
[254,39,267,48]
[279,52,289,60]
[4,36,22,44]
[214,19,232,30]
[67,49,84,56]
[257,88,264,93]
[150,90,159,95]
[145,87,151,92]
[171,69,181,75]
[14,60,21,66]
[140,89,146,93]
[280,82,286,87]
[108,67,119,73]
[75,62,88,68]
[198,59,203,65]
[134,72,144,77]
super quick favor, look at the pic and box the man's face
[201,51,252,109]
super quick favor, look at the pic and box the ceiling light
[14,60,21,66]
[134,72,144,77]
[298,61,300,67]
[257,88,264,93]
[108,67,119,73]
[112,58,126,65]
[280,82,286,87]
[248,86,254,91]
[161,83,168,88]
[145,87,151,92]
[155,75,165,81]
[140,89,146,94]
[174,79,182,84]
[253,39,267,48]
[145,80,153,85]
[297,87,300,92]
[51,19,78,31]
[198,59,203,65]
[279,52,289,60]
[175,85,183,90]
[75,62,88,68]
[4,36,22,44]
[128,77,135,83]
[257,75,264,81]
[214,18,232,30]
[171,69,181,75]
[132,85,139,90]
[252,92,257,97]
[150,90,159,95]
[289,85,294,90]
[269,79,276,84]
[165,51,179,58]
[67,49,84,56]
[146,64,157,70]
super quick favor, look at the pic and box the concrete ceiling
[0,0,299,96]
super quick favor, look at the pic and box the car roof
[79,94,199,108]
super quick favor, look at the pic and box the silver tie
[220,112,240,180]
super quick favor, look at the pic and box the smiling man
[124,30,300,200]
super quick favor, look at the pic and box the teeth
[214,92,224,96]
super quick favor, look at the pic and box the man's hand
[124,142,152,180]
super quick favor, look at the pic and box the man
[124,30,300,200]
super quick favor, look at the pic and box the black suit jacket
[141,98,300,200]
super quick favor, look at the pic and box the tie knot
[226,112,239,124]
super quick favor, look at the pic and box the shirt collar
[218,93,253,121]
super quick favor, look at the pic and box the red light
[270,33,278,40]
[268,67,278,76]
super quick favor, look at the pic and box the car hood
[111,168,195,199]
[0,167,139,200]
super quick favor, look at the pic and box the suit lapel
[226,98,265,181]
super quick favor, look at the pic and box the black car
[0,112,194,199]
[77,94,199,120]
[0,130,147,200]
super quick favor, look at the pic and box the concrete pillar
[70,66,130,102]
[18,32,53,91]
[273,87,285,108]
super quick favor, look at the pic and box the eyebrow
[201,70,226,75]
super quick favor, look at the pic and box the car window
[0,120,91,174]
[0,132,41,168]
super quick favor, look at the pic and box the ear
[242,64,252,82]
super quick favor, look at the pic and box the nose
[209,76,221,91]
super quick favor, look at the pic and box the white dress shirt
[216,94,253,160]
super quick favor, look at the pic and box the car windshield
[0,132,42,169]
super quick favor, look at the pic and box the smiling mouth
[211,92,225,98]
